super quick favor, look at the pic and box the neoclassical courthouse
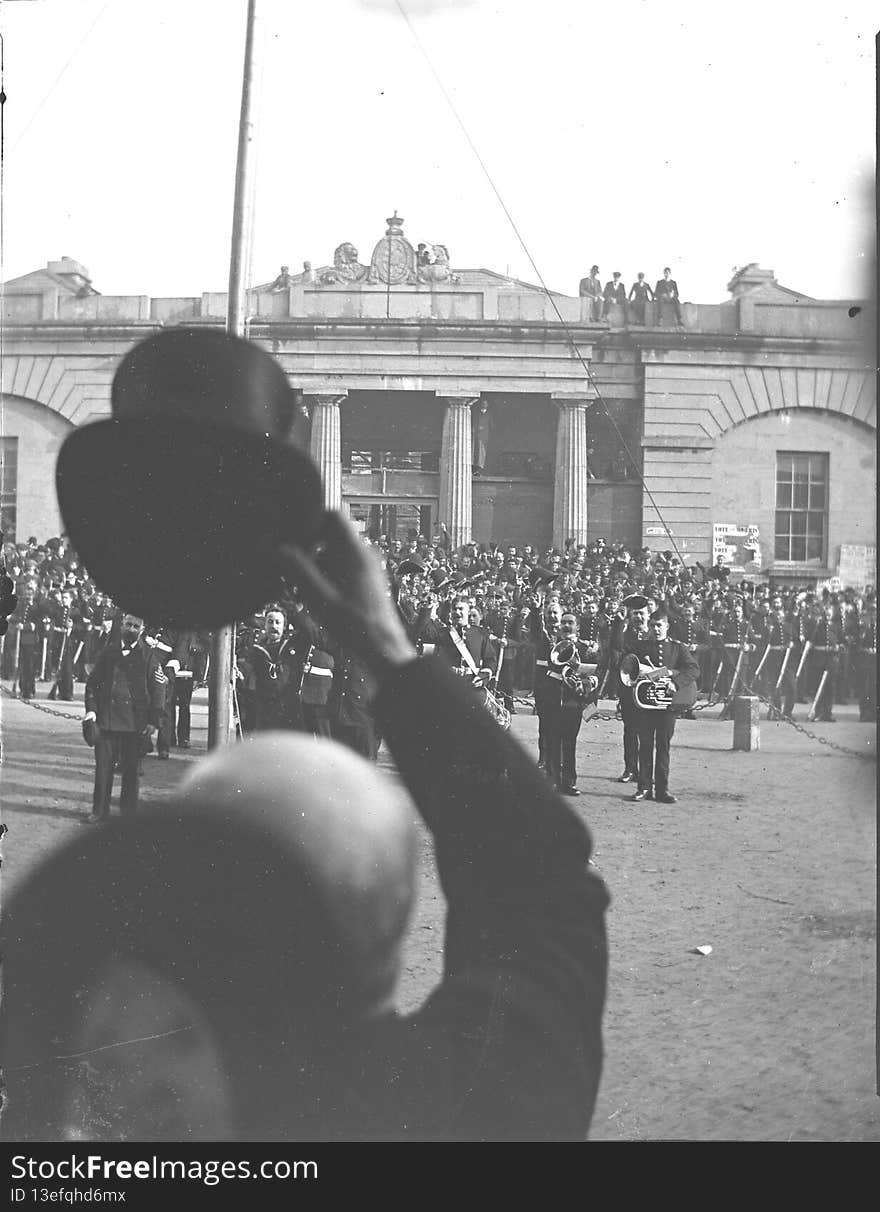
[1,214,875,584]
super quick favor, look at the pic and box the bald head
[2,734,418,1141]
[180,732,419,992]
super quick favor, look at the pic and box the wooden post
[732,695,760,751]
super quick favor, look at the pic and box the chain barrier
[710,644,876,762]
[1,682,82,720]
[4,662,874,762]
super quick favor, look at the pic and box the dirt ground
[1,680,876,1142]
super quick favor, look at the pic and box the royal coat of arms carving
[369,211,417,285]
[308,214,459,288]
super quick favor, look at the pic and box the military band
[3,532,876,815]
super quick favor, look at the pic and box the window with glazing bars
[0,437,18,542]
[774,452,827,563]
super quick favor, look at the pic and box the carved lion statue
[335,242,360,268]
[418,243,460,285]
[319,242,369,284]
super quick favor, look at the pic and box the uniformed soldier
[143,624,176,758]
[544,612,599,796]
[788,598,815,708]
[69,594,92,684]
[435,596,498,685]
[81,594,115,679]
[10,582,42,700]
[47,589,76,701]
[233,618,261,736]
[329,648,378,760]
[760,607,797,719]
[579,599,609,666]
[248,606,302,732]
[510,601,536,694]
[164,628,201,749]
[840,600,862,703]
[669,601,709,716]
[854,601,876,722]
[482,598,516,715]
[530,598,563,770]
[717,601,756,720]
[628,610,700,804]
[290,604,335,739]
[612,595,652,783]
[806,605,842,722]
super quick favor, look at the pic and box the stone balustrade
[3,280,869,342]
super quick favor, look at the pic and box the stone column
[307,394,346,511]
[437,395,476,548]
[552,397,590,550]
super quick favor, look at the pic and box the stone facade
[1,230,874,581]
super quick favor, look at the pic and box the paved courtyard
[1,681,876,1142]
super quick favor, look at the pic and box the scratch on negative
[456,973,514,1103]
[6,1026,194,1072]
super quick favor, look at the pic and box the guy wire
[394,0,687,567]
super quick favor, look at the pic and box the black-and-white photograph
[0,0,876,1155]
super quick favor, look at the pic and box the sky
[0,0,875,303]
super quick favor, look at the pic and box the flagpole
[209,0,261,750]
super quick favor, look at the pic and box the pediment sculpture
[311,215,459,287]
[319,242,370,285]
[417,243,460,285]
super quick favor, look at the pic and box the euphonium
[550,638,596,696]
[619,653,676,710]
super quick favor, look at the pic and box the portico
[1,229,872,580]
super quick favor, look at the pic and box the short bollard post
[732,695,760,751]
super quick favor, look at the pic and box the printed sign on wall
[713,523,762,573]
[836,545,876,589]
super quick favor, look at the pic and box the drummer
[435,595,497,685]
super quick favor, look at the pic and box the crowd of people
[3,525,875,816]
[373,528,877,725]
[4,529,876,742]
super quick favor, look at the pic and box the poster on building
[836,545,876,589]
[712,523,762,576]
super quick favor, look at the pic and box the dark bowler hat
[528,566,561,586]
[621,594,649,611]
[56,329,324,627]
[397,555,428,576]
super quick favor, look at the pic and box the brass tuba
[619,653,676,710]
[550,638,598,698]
